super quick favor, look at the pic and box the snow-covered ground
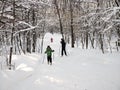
[0,33,120,90]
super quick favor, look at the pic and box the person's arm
[45,50,47,53]
[51,49,54,52]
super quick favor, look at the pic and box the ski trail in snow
[1,33,120,90]
[6,72,33,90]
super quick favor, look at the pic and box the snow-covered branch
[13,26,36,37]
[12,19,46,37]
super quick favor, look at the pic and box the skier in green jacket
[45,45,54,65]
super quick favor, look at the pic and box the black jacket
[61,39,66,49]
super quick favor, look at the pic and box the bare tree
[9,0,15,70]
[53,0,64,38]
[70,0,74,48]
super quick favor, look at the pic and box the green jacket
[45,47,54,56]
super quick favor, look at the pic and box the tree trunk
[86,32,88,49]
[99,33,104,53]
[115,0,120,7]
[26,10,31,53]
[70,0,74,48]
[54,0,64,38]
[32,9,37,52]
[26,32,31,53]
[9,0,15,70]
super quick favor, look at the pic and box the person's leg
[61,48,64,56]
[47,56,49,64]
[49,56,52,65]
[65,50,67,56]
[64,49,67,56]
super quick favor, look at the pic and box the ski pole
[42,54,45,64]
[52,52,54,61]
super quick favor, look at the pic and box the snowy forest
[0,0,120,90]
[0,0,120,70]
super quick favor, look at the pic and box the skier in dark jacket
[60,38,67,56]
[45,45,54,65]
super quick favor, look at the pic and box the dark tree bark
[32,9,37,52]
[70,0,74,48]
[9,0,15,70]
[115,0,120,7]
[54,0,64,38]
[26,31,31,53]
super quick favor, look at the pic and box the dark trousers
[61,48,67,56]
[47,56,52,65]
